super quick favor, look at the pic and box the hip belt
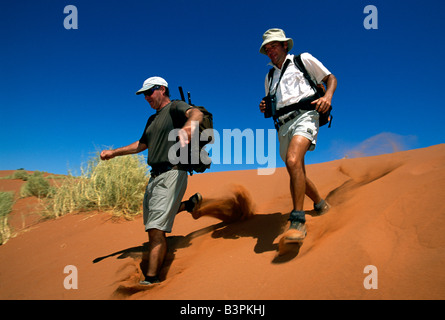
[273,94,319,130]
[274,110,303,130]
[150,163,179,178]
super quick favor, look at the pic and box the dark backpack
[169,87,214,174]
[268,54,333,127]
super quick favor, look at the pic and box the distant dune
[1,144,444,300]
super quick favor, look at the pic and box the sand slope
[0,145,444,300]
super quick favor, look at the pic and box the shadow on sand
[93,215,292,298]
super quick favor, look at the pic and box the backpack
[268,54,333,127]
[169,87,214,174]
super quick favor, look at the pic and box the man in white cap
[100,76,203,285]
[259,28,337,243]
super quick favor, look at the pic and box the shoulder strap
[267,68,275,86]
[294,54,333,128]
[267,59,291,94]
[294,55,312,86]
[293,54,322,96]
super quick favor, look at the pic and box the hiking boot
[185,192,202,219]
[284,220,307,243]
[313,199,331,216]
[139,275,160,286]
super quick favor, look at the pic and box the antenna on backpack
[187,92,192,105]
[178,86,185,102]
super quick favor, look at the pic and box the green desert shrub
[20,171,54,198]
[46,153,149,219]
[0,191,14,245]
[12,169,29,181]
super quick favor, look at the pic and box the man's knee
[148,228,166,245]
[285,154,303,170]
[286,135,311,169]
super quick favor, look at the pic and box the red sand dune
[0,144,444,300]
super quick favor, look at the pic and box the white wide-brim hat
[136,76,168,95]
[259,28,294,55]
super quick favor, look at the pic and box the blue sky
[1,0,444,175]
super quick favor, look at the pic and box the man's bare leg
[142,228,165,284]
[286,136,319,210]
[177,193,202,219]
[284,135,323,241]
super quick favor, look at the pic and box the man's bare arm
[100,141,148,160]
[311,74,337,114]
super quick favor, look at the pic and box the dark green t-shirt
[139,101,191,166]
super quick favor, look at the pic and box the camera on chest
[263,94,277,118]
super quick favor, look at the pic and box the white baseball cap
[135,76,168,95]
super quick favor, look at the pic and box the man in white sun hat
[100,76,203,285]
[259,28,337,244]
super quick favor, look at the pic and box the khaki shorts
[143,169,188,233]
[278,110,319,162]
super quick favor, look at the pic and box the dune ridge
[0,144,444,300]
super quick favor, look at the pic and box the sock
[314,199,326,211]
[184,200,194,212]
[144,275,160,283]
[289,210,306,223]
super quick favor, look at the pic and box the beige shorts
[278,110,319,162]
[143,169,188,233]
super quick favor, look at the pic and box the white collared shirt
[264,53,331,111]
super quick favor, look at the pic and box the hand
[178,128,190,148]
[259,99,266,113]
[100,150,115,161]
[178,120,199,148]
[311,95,332,114]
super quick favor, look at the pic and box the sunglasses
[143,85,161,97]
